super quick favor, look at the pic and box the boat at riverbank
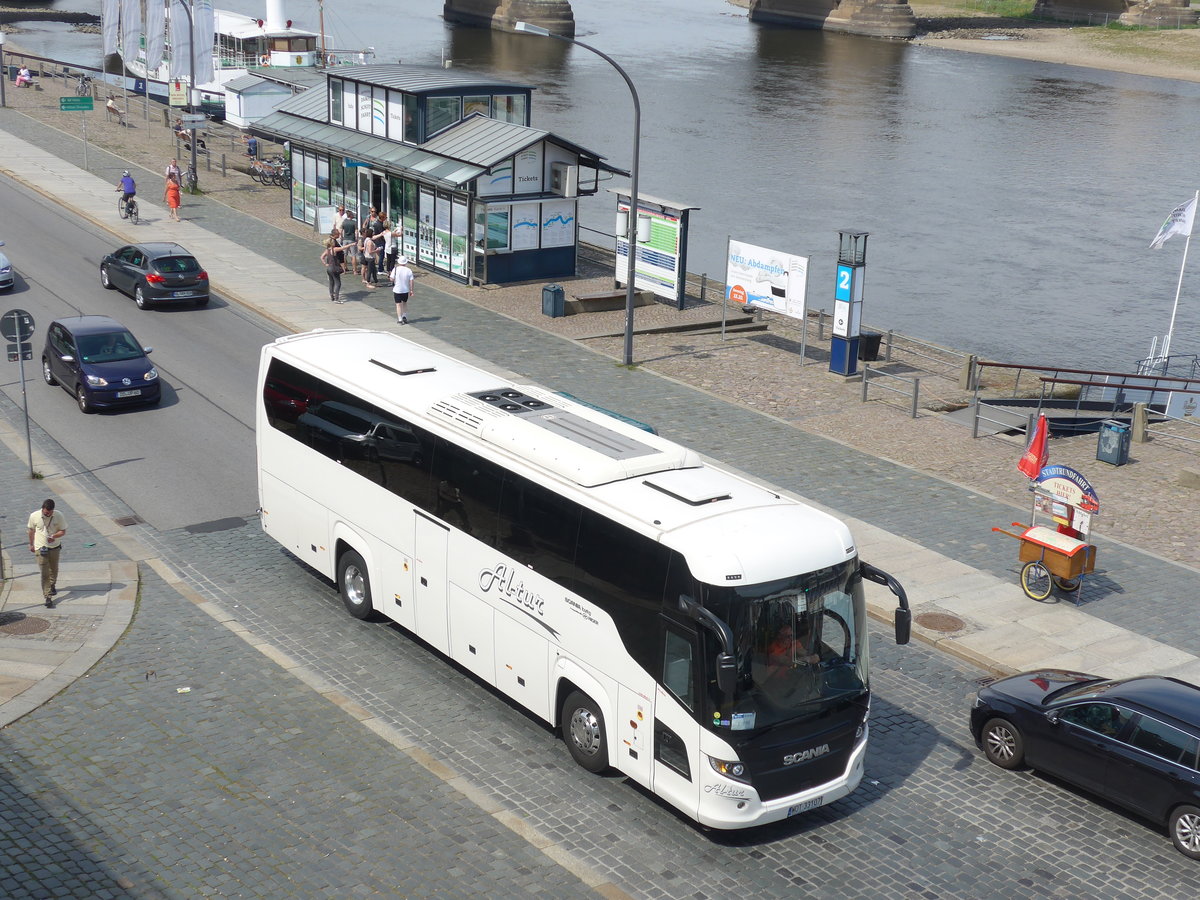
[120,0,373,115]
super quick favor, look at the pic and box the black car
[970,669,1200,858]
[100,242,209,309]
[42,315,160,413]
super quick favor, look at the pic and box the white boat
[122,0,373,115]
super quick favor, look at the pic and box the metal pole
[1162,188,1199,362]
[515,22,641,366]
[0,32,7,109]
[181,0,198,191]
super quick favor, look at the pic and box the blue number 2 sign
[835,264,853,303]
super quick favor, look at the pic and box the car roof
[1101,676,1200,726]
[126,242,193,258]
[52,315,133,336]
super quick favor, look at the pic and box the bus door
[652,620,702,819]
[413,512,450,655]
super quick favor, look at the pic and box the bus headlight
[708,756,750,784]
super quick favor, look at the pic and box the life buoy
[259,54,271,67]
[326,53,338,66]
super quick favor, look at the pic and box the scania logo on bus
[783,744,830,766]
[479,563,545,617]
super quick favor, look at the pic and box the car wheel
[1170,805,1200,859]
[336,549,374,620]
[41,357,57,386]
[981,717,1024,769]
[561,690,609,773]
[100,265,113,289]
[135,285,150,310]
[75,385,93,414]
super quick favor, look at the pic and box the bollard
[1132,402,1148,443]
[911,377,921,418]
[885,329,894,362]
[220,152,226,177]
[817,309,826,341]
[861,367,871,403]
[699,273,707,303]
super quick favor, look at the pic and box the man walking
[27,499,67,608]
[390,256,415,324]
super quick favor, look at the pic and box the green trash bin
[542,284,565,318]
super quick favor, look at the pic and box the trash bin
[858,331,883,361]
[1096,419,1131,466]
[541,283,565,318]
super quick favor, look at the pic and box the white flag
[101,0,120,56]
[167,0,191,81]
[193,0,216,85]
[1150,197,1196,249]
[120,0,142,65]
[145,0,166,72]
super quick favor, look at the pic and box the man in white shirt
[27,499,67,608]
[390,256,415,324]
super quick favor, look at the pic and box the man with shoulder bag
[27,499,67,608]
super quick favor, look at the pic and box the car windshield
[153,256,200,274]
[701,560,868,732]
[78,331,143,363]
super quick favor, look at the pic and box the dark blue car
[41,315,160,413]
[971,669,1200,859]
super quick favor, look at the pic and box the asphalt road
[0,174,277,531]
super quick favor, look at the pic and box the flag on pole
[1150,197,1197,250]
[1017,414,1049,479]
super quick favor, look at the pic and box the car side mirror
[143,347,153,355]
[1046,711,1061,726]
[62,354,75,363]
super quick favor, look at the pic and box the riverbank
[911,2,1200,82]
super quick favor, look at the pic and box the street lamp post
[179,0,199,190]
[514,21,640,367]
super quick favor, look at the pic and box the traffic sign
[59,96,94,112]
[1,308,35,342]
[344,158,367,168]
[6,342,32,362]
[181,113,207,123]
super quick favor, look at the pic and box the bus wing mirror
[715,652,736,695]
[860,562,911,646]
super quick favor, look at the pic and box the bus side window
[662,628,695,711]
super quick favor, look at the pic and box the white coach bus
[256,329,911,829]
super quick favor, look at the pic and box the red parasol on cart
[1017,413,1049,479]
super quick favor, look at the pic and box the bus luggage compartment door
[413,513,450,655]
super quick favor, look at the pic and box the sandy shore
[911,4,1200,83]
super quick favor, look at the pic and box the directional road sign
[59,96,94,112]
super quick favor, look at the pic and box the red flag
[1017,414,1048,479]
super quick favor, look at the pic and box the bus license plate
[116,389,142,398]
[787,797,824,817]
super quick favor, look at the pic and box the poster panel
[724,240,808,321]
[541,200,576,249]
[511,203,540,251]
[615,199,684,301]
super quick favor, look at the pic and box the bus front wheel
[562,690,609,774]
[337,549,374,620]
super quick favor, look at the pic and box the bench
[566,288,656,315]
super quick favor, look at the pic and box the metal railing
[1145,410,1200,448]
[862,366,921,418]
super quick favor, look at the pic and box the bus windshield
[701,560,867,733]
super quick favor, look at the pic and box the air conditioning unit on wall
[550,162,578,198]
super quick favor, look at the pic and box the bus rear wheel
[562,690,609,773]
[337,549,374,620]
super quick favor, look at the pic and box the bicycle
[74,73,92,97]
[117,195,139,225]
[183,166,198,193]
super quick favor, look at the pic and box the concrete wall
[1034,0,1197,25]
[443,0,576,37]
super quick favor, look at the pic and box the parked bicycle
[74,73,93,97]
[183,165,198,193]
[250,156,291,187]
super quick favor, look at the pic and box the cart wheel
[1052,575,1081,593]
[1021,562,1053,600]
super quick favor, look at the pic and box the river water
[10,0,1200,366]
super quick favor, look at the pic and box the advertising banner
[615,200,684,302]
[725,240,808,321]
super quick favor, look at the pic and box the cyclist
[116,170,136,215]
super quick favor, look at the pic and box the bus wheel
[337,550,374,620]
[562,690,609,773]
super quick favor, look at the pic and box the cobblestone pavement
[3,77,1200,897]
